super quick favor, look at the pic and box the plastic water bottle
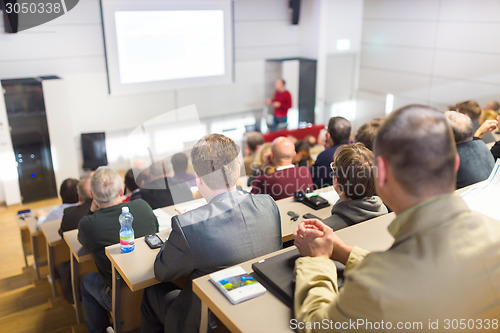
[119,206,135,253]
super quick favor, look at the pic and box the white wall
[0,89,21,204]
[315,0,364,128]
[359,0,500,114]
[0,0,324,203]
[43,79,80,196]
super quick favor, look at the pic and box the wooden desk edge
[40,222,63,246]
[105,243,162,291]
[193,281,242,333]
[76,252,93,263]
[281,234,293,243]
[63,231,92,263]
[106,247,135,291]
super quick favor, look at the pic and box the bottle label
[120,235,134,246]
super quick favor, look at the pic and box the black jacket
[58,202,91,237]
[139,177,193,209]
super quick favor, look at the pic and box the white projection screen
[100,0,234,95]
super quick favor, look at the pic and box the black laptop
[252,248,345,307]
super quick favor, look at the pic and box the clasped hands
[293,219,352,265]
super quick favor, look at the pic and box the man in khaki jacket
[293,104,500,333]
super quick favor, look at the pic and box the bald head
[271,137,296,166]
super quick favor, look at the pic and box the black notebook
[252,248,345,307]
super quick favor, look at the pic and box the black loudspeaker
[81,132,108,170]
[1,0,19,33]
[289,0,301,25]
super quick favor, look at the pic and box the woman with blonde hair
[247,142,274,186]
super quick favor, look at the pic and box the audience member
[251,137,313,200]
[287,135,298,144]
[139,160,193,209]
[304,135,316,147]
[36,178,79,230]
[58,174,92,237]
[141,134,282,332]
[246,142,273,187]
[293,140,314,168]
[56,173,92,304]
[317,128,328,148]
[456,100,496,143]
[445,111,495,189]
[171,152,196,187]
[354,118,384,151]
[243,131,264,176]
[490,113,500,161]
[122,168,141,202]
[78,167,159,333]
[474,118,498,139]
[311,130,327,160]
[293,104,500,331]
[479,109,498,125]
[484,99,500,112]
[310,117,351,189]
[323,143,388,231]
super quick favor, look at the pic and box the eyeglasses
[330,163,337,177]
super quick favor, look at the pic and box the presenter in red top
[266,78,292,131]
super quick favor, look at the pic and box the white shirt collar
[276,164,295,171]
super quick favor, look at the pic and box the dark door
[1,78,57,203]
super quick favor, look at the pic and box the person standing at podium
[266,78,292,131]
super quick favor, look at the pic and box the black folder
[252,248,345,307]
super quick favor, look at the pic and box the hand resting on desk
[293,219,352,265]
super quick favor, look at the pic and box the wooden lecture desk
[102,188,337,332]
[16,213,32,267]
[105,229,171,332]
[191,182,484,332]
[276,186,337,242]
[25,215,48,279]
[17,206,58,276]
[63,229,96,324]
[39,219,68,297]
[193,211,396,333]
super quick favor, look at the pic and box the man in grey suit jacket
[141,134,282,333]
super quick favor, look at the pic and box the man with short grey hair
[445,110,495,189]
[141,134,282,333]
[293,105,500,332]
[78,166,158,333]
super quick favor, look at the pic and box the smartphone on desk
[303,213,323,221]
[17,209,31,220]
[145,234,164,249]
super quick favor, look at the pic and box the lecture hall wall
[358,0,500,113]
[0,0,366,203]
[3,0,499,204]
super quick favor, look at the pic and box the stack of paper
[460,159,500,221]
[154,209,173,231]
